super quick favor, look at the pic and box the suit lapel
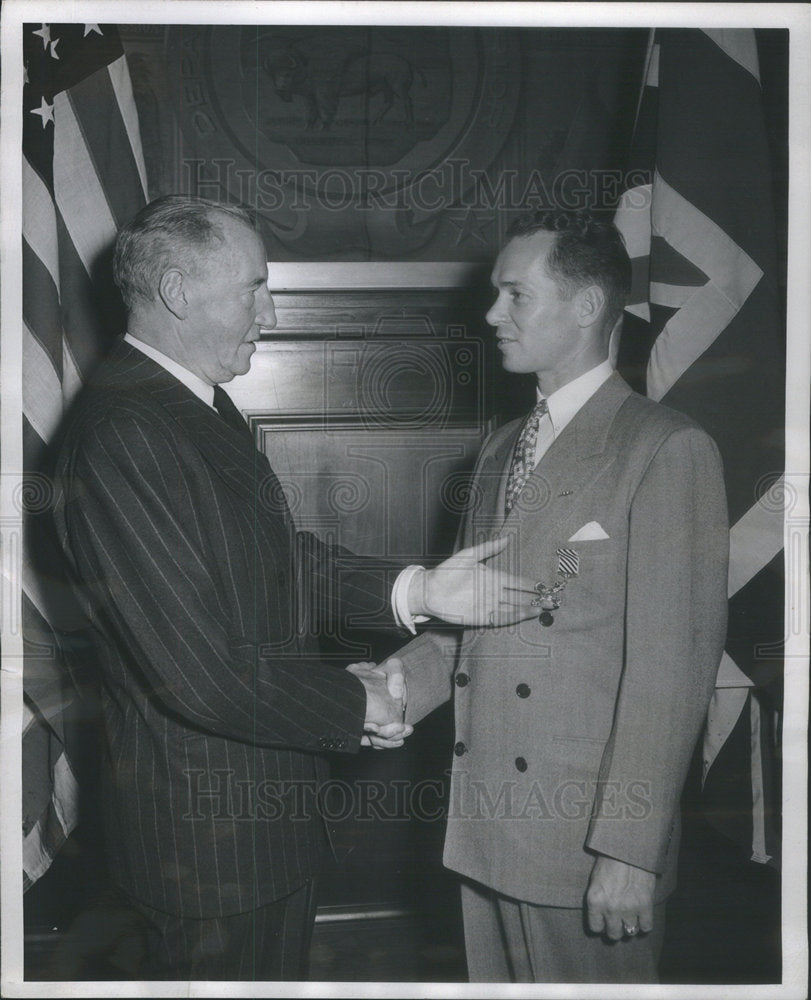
[497,372,632,537]
[477,423,520,526]
[98,340,271,507]
[173,404,272,507]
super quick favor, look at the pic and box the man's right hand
[346,659,412,747]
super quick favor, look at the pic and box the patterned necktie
[213,384,253,441]
[504,398,548,516]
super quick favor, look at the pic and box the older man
[388,210,729,983]
[52,196,534,980]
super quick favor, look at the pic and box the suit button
[539,611,554,627]
[515,757,528,772]
[455,673,470,687]
[454,741,467,756]
[516,683,531,698]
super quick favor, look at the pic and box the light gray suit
[399,372,729,978]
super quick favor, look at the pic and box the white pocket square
[568,521,610,541]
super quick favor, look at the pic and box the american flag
[614,28,785,865]
[21,21,147,887]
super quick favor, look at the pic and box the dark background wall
[123,25,648,258]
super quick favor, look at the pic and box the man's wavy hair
[113,195,255,309]
[506,210,631,335]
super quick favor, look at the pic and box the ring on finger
[623,923,638,936]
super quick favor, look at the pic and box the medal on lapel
[531,548,580,612]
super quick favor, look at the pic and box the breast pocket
[569,539,614,571]
[556,538,623,620]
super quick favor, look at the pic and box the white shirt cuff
[392,565,430,635]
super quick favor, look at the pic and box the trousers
[132,878,320,981]
[461,878,666,983]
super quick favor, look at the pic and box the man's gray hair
[113,195,255,309]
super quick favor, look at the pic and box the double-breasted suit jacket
[53,340,391,919]
[400,372,729,907]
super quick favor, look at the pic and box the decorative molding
[230,339,488,430]
[248,412,485,435]
[267,261,489,291]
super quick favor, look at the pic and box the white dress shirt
[532,358,614,466]
[124,332,216,409]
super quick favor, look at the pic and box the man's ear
[575,284,606,331]
[158,268,189,320]
[608,313,623,368]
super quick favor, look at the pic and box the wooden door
[228,263,533,923]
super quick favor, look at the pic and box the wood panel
[231,339,487,428]
[224,278,531,918]
[254,422,482,561]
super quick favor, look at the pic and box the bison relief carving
[261,40,425,131]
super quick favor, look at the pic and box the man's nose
[256,287,277,330]
[486,295,505,327]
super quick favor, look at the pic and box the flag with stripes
[22,21,147,887]
[614,28,784,865]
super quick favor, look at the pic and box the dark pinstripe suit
[53,340,390,929]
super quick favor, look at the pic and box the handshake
[346,659,412,750]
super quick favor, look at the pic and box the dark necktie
[213,384,293,524]
[504,398,549,517]
[213,384,253,441]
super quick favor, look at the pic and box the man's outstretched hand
[409,536,538,627]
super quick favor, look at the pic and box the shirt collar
[123,332,215,408]
[537,359,614,438]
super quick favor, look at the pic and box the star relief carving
[447,209,493,247]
